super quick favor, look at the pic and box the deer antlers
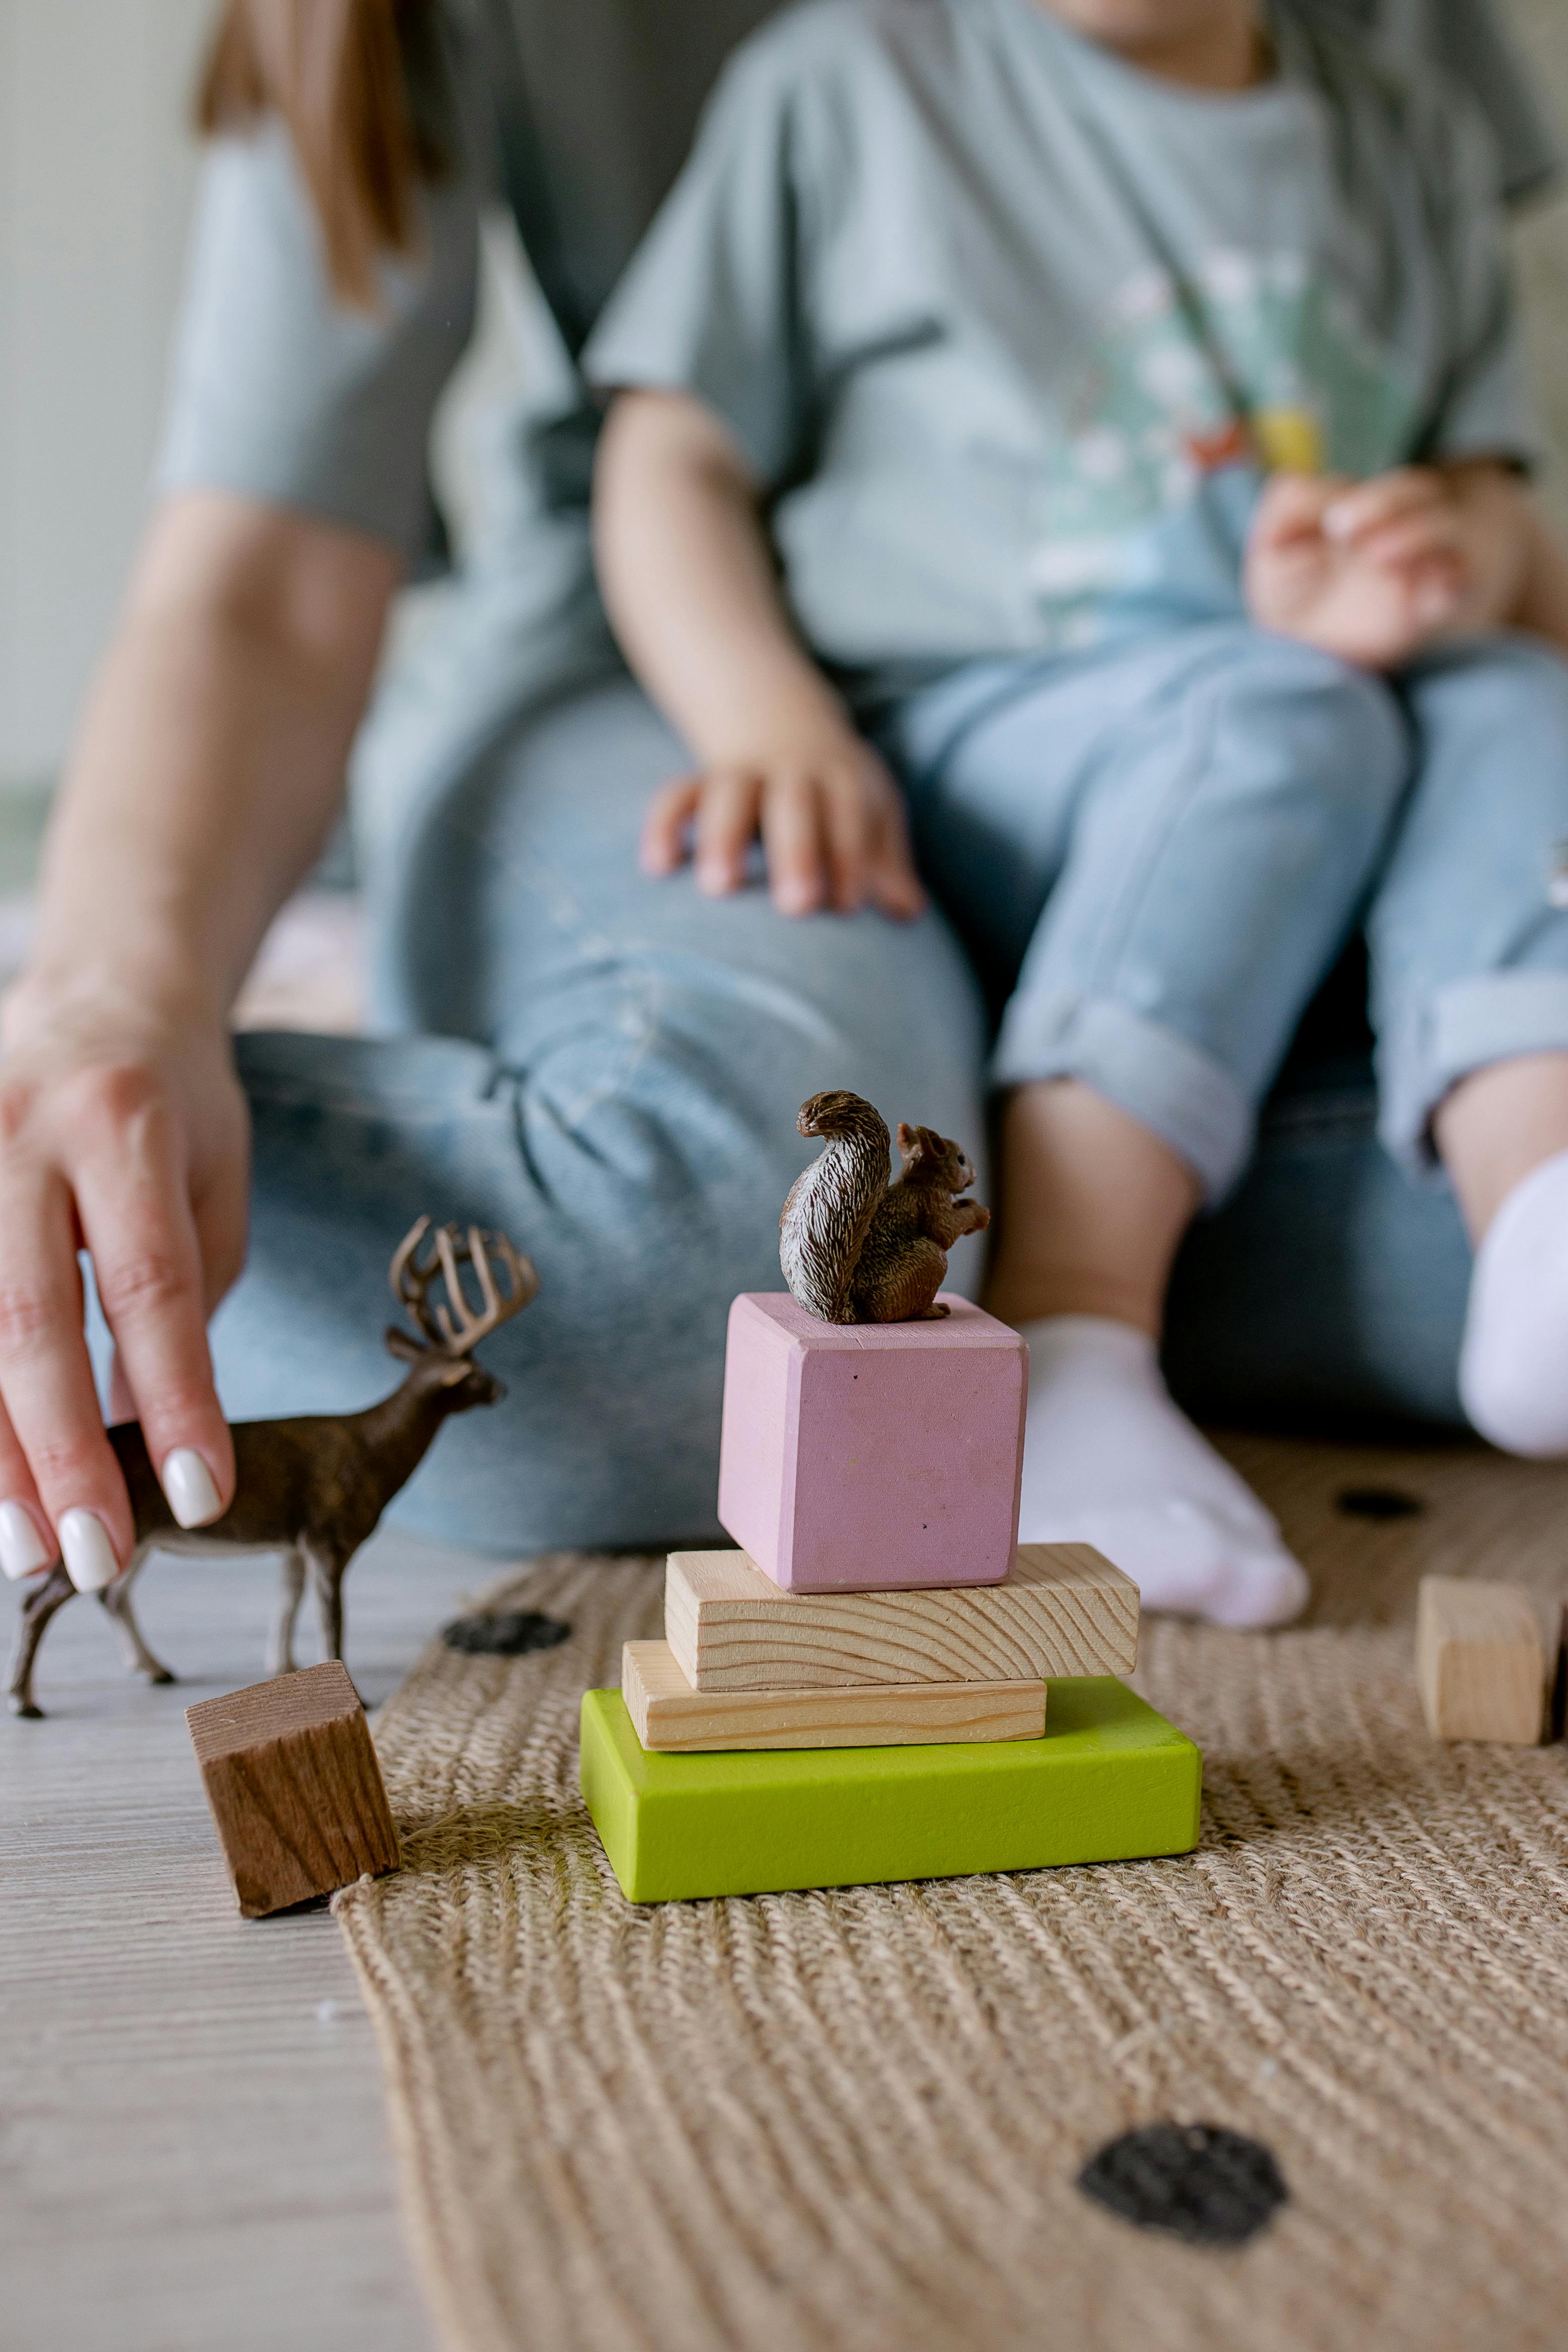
[390,1217,539,1355]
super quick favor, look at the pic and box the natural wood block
[1416,1577,1546,1745]
[622,1639,1046,1751]
[665,1541,1138,1692]
[186,1661,400,1918]
[581,1677,1201,1902]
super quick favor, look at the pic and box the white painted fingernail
[162,1447,222,1529]
[59,1509,120,1593]
[0,1501,50,1581]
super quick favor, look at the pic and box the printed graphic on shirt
[1028,250,1423,636]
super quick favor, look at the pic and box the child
[587,0,1568,1625]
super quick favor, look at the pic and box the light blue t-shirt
[586,0,1539,689]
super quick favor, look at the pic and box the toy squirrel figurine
[779,1090,991,1323]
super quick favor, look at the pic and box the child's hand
[1245,468,1473,669]
[640,730,927,920]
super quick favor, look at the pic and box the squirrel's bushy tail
[779,1090,891,1322]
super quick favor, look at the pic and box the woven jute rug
[336,1435,1568,2352]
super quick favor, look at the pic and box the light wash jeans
[878,623,1568,1199]
[205,627,1568,1551]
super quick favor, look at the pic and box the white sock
[1459,1146,1568,1457]
[1014,1315,1309,1630]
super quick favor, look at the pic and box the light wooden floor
[1,1528,495,2352]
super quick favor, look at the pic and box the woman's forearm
[0,491,397,1583]
[10,493,396,1044]
[593,390,851,760]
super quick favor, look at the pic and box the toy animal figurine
[779,1089,990,1323]
[6,1218,537,1720]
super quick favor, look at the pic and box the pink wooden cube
[716,1293,1027,1592]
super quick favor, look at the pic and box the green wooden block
[580,1676,1201,1903]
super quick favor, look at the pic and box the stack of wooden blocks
[582,1293,1202,1902]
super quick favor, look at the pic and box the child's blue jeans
[878,622,1568,1201]
[203,626,1568,1552]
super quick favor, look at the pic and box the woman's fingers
[693,767,764,896]
[639,775,703,876]
[190,1130,251,1319]
[0,1387,55,1583]
[0,1158,135,1585]
[72,1074,233,1529]
[761,772,830,914]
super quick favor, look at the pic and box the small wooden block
[581,1677,1201,1902]
[1416,1576,1546,1745]
[186,1661,400,1918]
[665,1541,1138,1692]
[622,1639,1046,1751]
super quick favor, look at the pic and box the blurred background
[1,0,1565,1018]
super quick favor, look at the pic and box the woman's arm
[0,491,396,1588]
[593,389,923,919]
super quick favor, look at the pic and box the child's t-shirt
[585,0,1537,692]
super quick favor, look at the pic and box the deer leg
[307,1544,353,1669]
[268,1549,308,1677]
[98,1555,175,1686]
[7,1565,76,1720]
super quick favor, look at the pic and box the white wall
[0,0,1564,797]
[0,0,213,791]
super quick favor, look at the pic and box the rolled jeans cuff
[1380,970,1568,1175]
[991,988,1252,1203]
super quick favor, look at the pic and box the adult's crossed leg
[210,683,989,1549]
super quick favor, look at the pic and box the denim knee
[993,629,1411,1201]
[1222,635,1409,830]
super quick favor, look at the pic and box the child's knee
[1213,632,1409,840]
[1415,630,1568,744]
[1252,634,1406,764]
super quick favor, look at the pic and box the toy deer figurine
[6,1217,537,1719]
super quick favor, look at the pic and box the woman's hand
[1245,464,1533,670]
[0,988,248,1589]
[640,727,927,918]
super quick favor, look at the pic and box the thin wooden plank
[665,1542,1139,1690]
[622,1638,1045,1750]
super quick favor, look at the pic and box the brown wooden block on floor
[622,1638,1047,1751]
[665,1541,1138,1692]
[185,1661,400,1918]
[1416,1576,1547,1746]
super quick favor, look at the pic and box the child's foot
[1014,1314,1309,1628]
[1459,1146,1568,1456]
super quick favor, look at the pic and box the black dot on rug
[1076,2122,1288,2247]
[1335,1485,1424,1521]
[441,1610,573,1657]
